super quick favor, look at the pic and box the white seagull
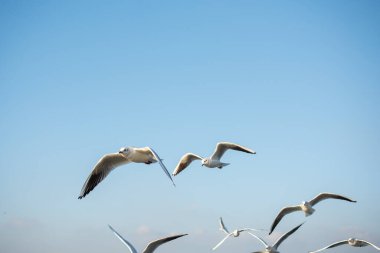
[310,238,380,252]
[78,146,175,199]
[269,193,356,234]
[108,225,187,253]
[249,223,304,253]
[213,217,264,250]
[172,142,256,176]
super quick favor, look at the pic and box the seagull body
[269,193,356,234]
[122,147,158,164]
[108,225,187,253]
[250,223,304,253]
[310,238,380,252]
[78,146,175,199]
[300,201,315,216]
[212,217,263,250]
[172,142,256,176]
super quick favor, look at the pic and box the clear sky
[0,1,379,253]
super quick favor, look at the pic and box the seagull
[269,193,356,234]
[172,142,256,176]
[108,225,187,253]
[78,146,175,199]
[213,217,264,250]
[310,238,380,252]
[249,223,304,253]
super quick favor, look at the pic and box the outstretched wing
[309,193,356,206]
[142,234,187,253]
[239,228,266,233]
[269,205,302,234]
[147,147,176,186]
[219,217,229,234]
[273,222,303,250]
[78,153,130,199]
[210,142,256,160]
[356,240,380,250]
[212,233,233,251]
[309,240,349,253]
[172,153,203,176]
[247,232,268,248]
[108,225,138,253]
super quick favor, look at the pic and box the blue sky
[0,1,379,252]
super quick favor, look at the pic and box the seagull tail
[218,163,230,169]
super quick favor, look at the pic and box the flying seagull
[269,193,356,234]
[108,225,187,253]
[213,217,264,250]
[172,142,256,176]
[249,223,304,253]
[78,146,175,199]
[310,238,380,252]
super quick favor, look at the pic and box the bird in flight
[108,225,187,253]
[172,142,256,176]
[78,146,174,199]
[250,223,304,253]
[269,193,356,234]
[310,238,380,252]
[213,217,264,250]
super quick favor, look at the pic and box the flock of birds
[77,142,379,252]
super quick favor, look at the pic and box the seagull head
[201,158,208,166]
[119,147,130,154]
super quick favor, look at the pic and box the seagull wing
[247,232,268,247]
[147,147,176,186]
[219,217,229,234]
[269,205,302,234]
[273,222,303,250]
[78,153,130,199]
[356,240,380,250]
[142,234,187,253]
[210,142,256,160]
[172,153,203,176]
[108,225,138,253]
[309,240,349,253]
[309,193,356,206]
[212,233,233,251]
[239,228,266,233]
